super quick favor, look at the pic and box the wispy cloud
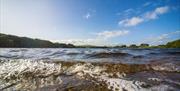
[142,31,180,45]
[83,12,91,19]
[119,8,134,15]
[143,2,152,7]
[119,6,170,27]
[83,9,96,19]
[117,8,135,18]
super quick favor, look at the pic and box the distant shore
[1,33,180,48]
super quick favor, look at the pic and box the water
[0,48,180,91]
[1,48,179,63]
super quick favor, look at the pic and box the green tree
[129,44,138,48]
[139,43,149,48]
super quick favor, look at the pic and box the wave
[151,62,180,72]
[0,59,179,91]
[10,49,28,52]
[164,51,180,55]
[148,51,180,56]
[132,55,144,58]
[85,52,132,58]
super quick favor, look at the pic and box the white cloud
[119,6,170,27]
[155,6,169,14]
[96,30,129,39]
[54,38,107,46]
[145,6,169,19]
[119,17,144,27]
[53,30,129,46]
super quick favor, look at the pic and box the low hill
[165,39,180,48]
[0,33,75,48]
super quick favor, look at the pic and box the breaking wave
[0,59,180,91]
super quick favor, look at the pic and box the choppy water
[1,48,180,63]
[0,48,180,91]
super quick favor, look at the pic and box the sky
[0,0,180,46]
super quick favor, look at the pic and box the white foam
[151,63,180,72]
[148,78,161,82]
[99,76,145,91]
[61,63,149,91]
[99,76,178,91]
[64,63,105,78]
[0,59,61,80]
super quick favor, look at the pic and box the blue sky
[0,0,180,45]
